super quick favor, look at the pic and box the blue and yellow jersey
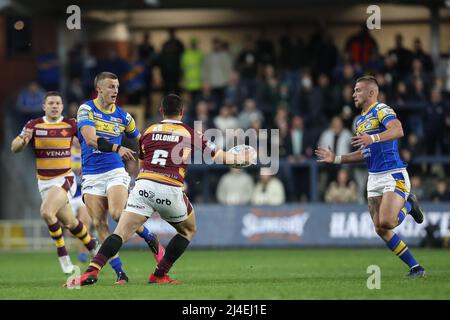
[354,101,406,173]
[77,98,140,175]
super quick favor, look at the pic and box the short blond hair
[94,72,118,88]
[356,75,379,88]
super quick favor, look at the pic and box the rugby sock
[48,221,68,257]
[396,201,412,227]
[136,226,156,242]
[87,234,123,273]
[69,219,96,251]
[109,257,125,277]
[386,233,419,269]
[136,226,157,250]
[154,234,190,277]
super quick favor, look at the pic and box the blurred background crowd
[2,1,449,207]
[13,24,450,205]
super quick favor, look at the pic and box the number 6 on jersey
[151,149,169,166]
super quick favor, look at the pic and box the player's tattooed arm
[11,128,33,153]
[351,119,403,148]
[378,119,404,142]
[352,105,403,148]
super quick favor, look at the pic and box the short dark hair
[356,75,379,88]
[43,91,62,103]
[94,72,118,87]
[161,94,182,116]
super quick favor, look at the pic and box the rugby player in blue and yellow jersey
[76,72,164,284]
[315,75,426,278]
[66,94,256,287]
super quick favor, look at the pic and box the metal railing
[187,156,450,202]
[0,219,76,251]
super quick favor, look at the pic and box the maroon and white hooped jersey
[137,119,217,187]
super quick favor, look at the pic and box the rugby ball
[227,144,257,168]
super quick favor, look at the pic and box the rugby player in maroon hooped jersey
[66,94,255,287]
[11,91,98,275]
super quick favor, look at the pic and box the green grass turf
[0,248,449,300]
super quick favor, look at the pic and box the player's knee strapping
[88,234,123,272]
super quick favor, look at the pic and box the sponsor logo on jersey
[93,112,103,118]
[152,125,163,132]
[78,115,90,122]
[45,150,70,157]
[36,130,48,136]
[113,124,121,134]
[110,116,123,124]
[77,108,92,122]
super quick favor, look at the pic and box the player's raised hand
[314,146,335,163]
[351,133,372,148]
[21,128,33,145]
[118,146,136,161]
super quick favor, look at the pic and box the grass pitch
[1,248,449,300]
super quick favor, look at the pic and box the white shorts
[125,179,193,223]
[69,196,85,215]
[81,167,131,197]
[38,172,77,201]
[367,168,410,200]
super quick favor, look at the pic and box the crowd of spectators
[12,24,450,203]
